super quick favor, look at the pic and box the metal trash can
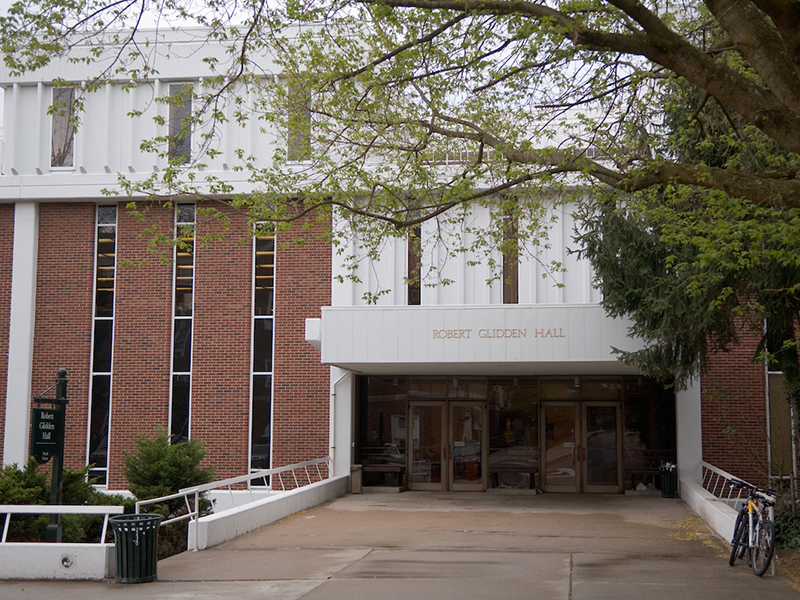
[109,513,164,583]
[660,462,678,498]
[351,464,363,494]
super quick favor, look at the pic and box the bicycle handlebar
[730,478,778,499]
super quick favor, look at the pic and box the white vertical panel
[368,236,399,305]
[122,82,135,171]
[560,208,583,303]
[3,202,38,466]
[364,308,383,359]
[382,308,400,361]
[567,306,587,360]
[331,236,356,306]
[36,83,45,170]
[2,84,18,173]
[676,381,702,483]
[427,221,456,305]
[331,367,353,477]
[338,309,358,361]
[396,308,413,360]
[104,82,113,169]
[394,235,407,305]
[457,308,477,362]
[411,306,429,360]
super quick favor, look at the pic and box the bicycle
[728,479,777,576]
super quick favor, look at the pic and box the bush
[122,426,216,558]
[776,506,800,549]
[123,426,215,504]
[0,458,133,543]
[0,459,49,505]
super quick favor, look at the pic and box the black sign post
[31,368,68,543]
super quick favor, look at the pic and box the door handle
[577,445,586,462]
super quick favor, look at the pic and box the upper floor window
[50,87,76,168]
[287,83,311,162]
[408,227,421,306]
[169,83,193,164]
[502,216,519,305]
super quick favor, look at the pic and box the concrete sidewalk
[1,491,798,599]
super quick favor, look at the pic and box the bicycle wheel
[729,510,748,566]
[751,518,775,576]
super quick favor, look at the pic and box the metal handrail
[0,504,125,544]
[135,456,331,552]
[701,461,751,502]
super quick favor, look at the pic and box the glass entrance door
[583,402,622,493]
[409,401,487,491]
[450,403,486,491]
[542,401,622,493]
[542,402,580,492]
[410,402,446,490]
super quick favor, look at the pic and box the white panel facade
[332,203,598,308]
[318,304,642,375]
[0,29,283,201]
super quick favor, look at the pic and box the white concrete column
[330,367,354,478]
[3,202,39,467]
[676,379,702,484]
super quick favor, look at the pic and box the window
[287,84,311,162]
[408,227,421,305]
[170,203,195,442]
[51,87,76,168]
[502,217,519,304]
[251,234,275,475]
[88,205,117,485]
[169,84,193,164]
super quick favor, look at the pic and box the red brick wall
[701,321,769,485]
[191,207,251,480]
[18,200,331,489]
[109,203,173,487]
[272,216,331,467]
[31,203,95,470]
[0,205,14,465]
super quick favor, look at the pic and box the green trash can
[660,463,678,498]
[109,513,164,583]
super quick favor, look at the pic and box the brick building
[0,28,793,495]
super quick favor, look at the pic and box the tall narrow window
[88,205,117,485]
[502,216,519,304]
[171,204,195,442]
[408,227,421,306]
[51,87,76,168]
[287,83,311,162]
[169,84,193,164]
[251,234,275,475]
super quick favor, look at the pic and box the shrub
[776,506,800,549]
[0,459,49,505]
[122,426,215,506]
[122,426,216,558]
[0,458,132,542]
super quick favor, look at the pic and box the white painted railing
[701,461,750,505]
[135,457,330,552]
[0,504,124,544]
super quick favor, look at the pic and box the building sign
[31,407,63,464]
[431,328,566,340]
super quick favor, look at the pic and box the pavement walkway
[1,490,798,599]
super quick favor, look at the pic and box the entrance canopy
[305,304,644,376]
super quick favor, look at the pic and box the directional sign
[31,407,63,464]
